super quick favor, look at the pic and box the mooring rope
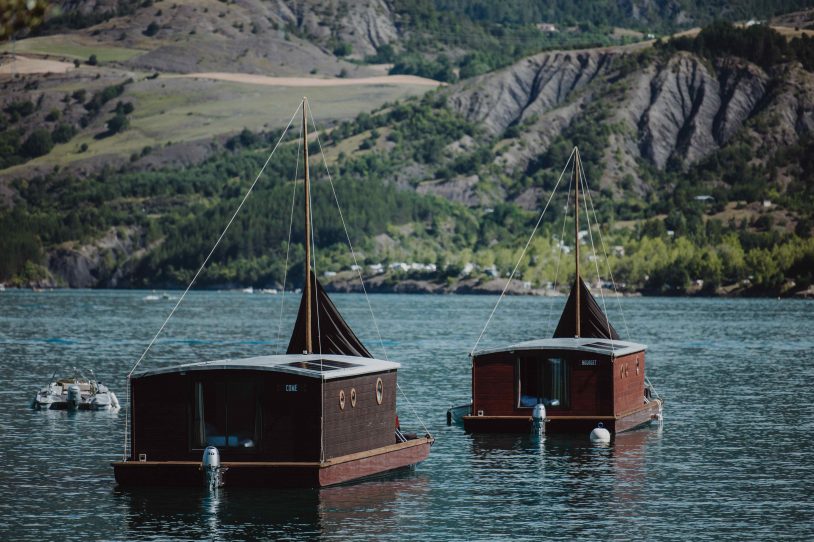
[122,104,301,461]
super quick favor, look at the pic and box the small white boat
[32,369,120,411]
[242,286,254,294]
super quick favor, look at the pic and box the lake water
[1,290,812,540]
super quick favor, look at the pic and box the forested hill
[2,13,814,296]
[12,0,814,80]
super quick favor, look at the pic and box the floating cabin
[112,99,432,488]
[463,279,662,434]
[461,149,662,435]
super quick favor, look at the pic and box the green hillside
[2,8,814,296]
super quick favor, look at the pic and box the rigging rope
[545,168,573,336]
[121,103,302,461]
[308,107,432,438]
[308,109,389,361]
[276,120,302,354]
[583,174,631,340]
[577,158,614,345]
[397,382,432,438]
[470,147,576,356]
[304,100,328,462]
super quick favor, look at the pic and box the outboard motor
[202,446,225,489]
[532,402,546,434]
[66,384,81,410]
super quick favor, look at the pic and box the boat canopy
[553,277,620,340]
[286,270,373,357]
[473,337,645,358]
[131,353,399,381]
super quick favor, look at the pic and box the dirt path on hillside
[178,72,444,87]
[0,54,75,74]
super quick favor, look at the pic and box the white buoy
[589,422,611,443]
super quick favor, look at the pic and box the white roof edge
[132,353,401,381]
[473,337,647,358]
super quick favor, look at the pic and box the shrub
[107,113,129,134]
[333,42,352,57]
[21,129,54,158]
[52,123,77,143]
[144,21,160,36]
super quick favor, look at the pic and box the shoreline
[4,281,813,299]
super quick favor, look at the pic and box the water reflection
[468,427,663,492]
[115,470,429,540]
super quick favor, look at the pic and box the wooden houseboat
[458,149,662,435]
[113,99,432,487]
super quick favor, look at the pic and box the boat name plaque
[285,384,299,392]
[581,360,598,366]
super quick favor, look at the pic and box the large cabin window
[193,381,260,449]
[517,357,569,409]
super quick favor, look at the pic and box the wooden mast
[574,148,581,338]
[303,97,313,353]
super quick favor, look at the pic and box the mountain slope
[433,34,814,210]
[2,21,814,295]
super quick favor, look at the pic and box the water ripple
[0,292,812,540]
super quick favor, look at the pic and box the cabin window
[193,381,260,449]
[517,357,569,409]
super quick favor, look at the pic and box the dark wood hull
[112,437,433,488]
[462,400,662,435]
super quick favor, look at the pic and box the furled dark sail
[286,270,373,357]
[553,277,620,340]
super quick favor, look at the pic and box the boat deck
[113,436,433,488]
[462,400,662,434]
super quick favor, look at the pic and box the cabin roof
[131,353,400,381]
[473,337,646,358]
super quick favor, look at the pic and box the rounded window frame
[375,378,384,405]
[339,389,346,410]
[350,387,357,408]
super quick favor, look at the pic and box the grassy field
[2,76,434,175]
[0,34,147,63]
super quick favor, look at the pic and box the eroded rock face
[630,53,769,169]
[416,175,488,207]
[440,46,814,211]
[271,0,398,58]
[47,227,148,288]
[337,0,399,56]
[449,50,618,135]
[449,48,812,178]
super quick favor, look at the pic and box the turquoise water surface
[0,290,812,540]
